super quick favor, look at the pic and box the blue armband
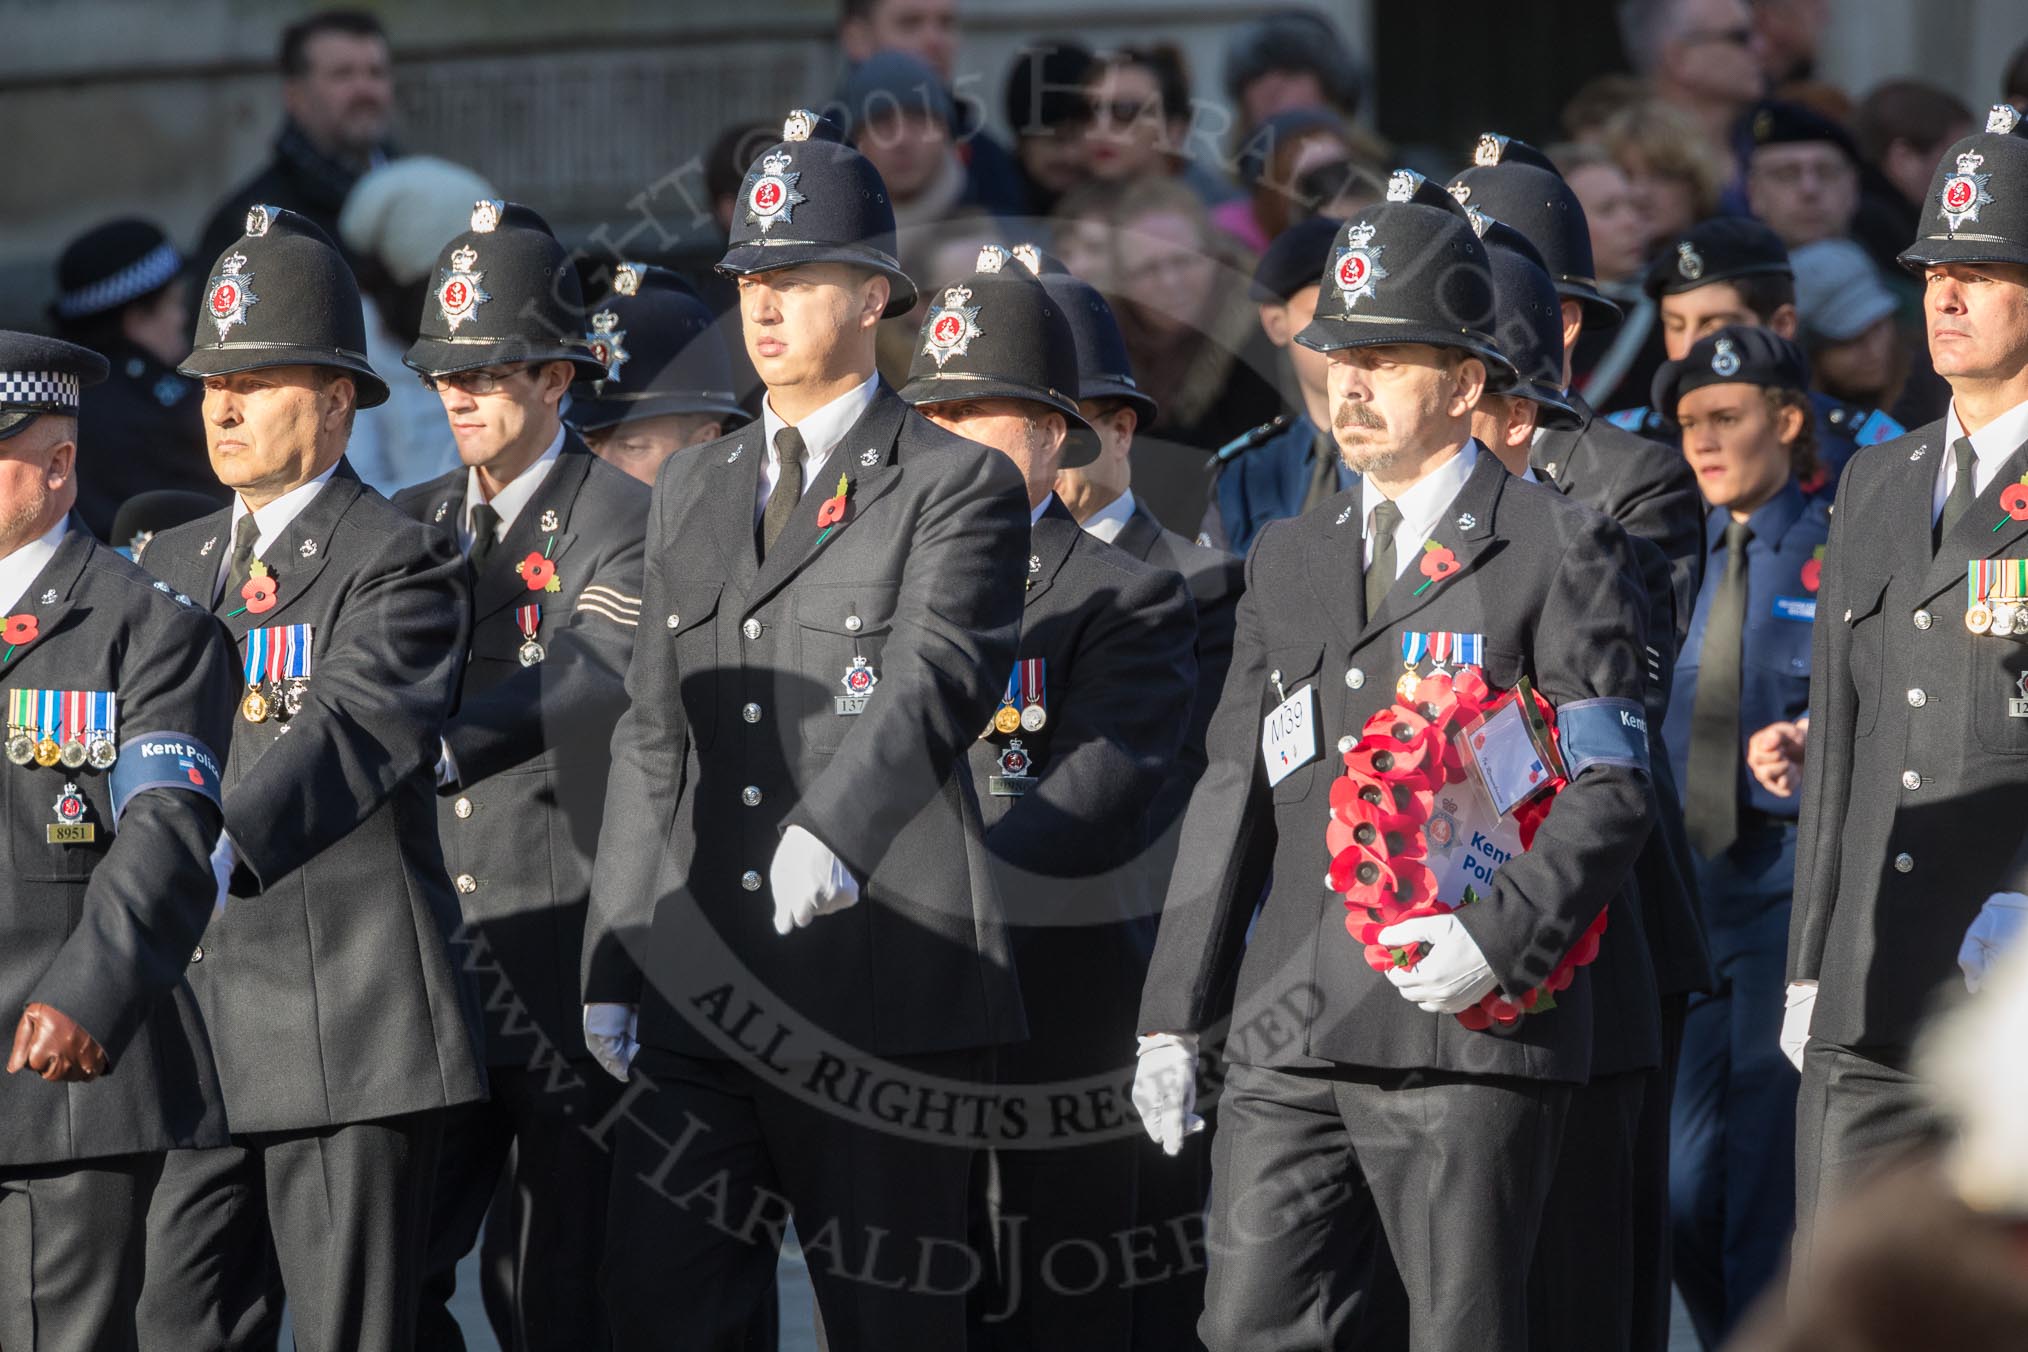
[110,733,224,822]
[1556,698,1651,779]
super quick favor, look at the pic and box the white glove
[1376,913,1499,1012]
[1780,981,1816,1071]
[768,825,861,935]
[209,830,237,914]
[1959,893,2028,993]
[583,1003,639,1082]
[1131,1033,1206,1156]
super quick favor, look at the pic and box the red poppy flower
[1329,793,1428,862]
[1486,996,1525,1027]
[816,493,848,528]
[520,553,555,591]
[1451,666,1492,705]
[1799,557,1822,593]
[1329,844,1399,906]
[1455,1002,1493,1031]
[2,613,36,645]
[1345,738,1428,781]
[240,575,278,615]
[2004,481,2028,521]
[1419,545,1461,581]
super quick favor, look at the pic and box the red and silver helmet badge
[205,251,257,341]
[1332,222,1388,310]
[1940,149,1993,234]
[746,151,806,235]
[587,310,629,385]
[923,285,982,368]
[437,244,491,333]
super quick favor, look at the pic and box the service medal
[1016,658,1046,733]
[1019,704,1047,733]
[6,732,33,765]
[86,738,116,770]
[33,737,59,768]
[58,738,86,770]
[1397,668,1422,699]
[242,688,270,723]
[993,704,1022,735]
[519,639,546,667]
[1969,601,1994,634]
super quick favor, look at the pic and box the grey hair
[1617,0,1688,75]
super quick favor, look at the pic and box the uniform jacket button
[1913,609,1933,630]
[455,873,477,894]
[666,613,680,629]
[1901,770,1921,790]
[1893,853,1914,873]
[845,615,863,633]
[743,703,763,723]
[191,945,204,963]
[1345,668,1365,690]
[742,619,763,640]
[453,796,473,819]
[1906,689,1926,708]
[741,870,764,891]
[742,786,763,806]
[1337,735,1355,753]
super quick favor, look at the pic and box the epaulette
[1213,414,1291,465]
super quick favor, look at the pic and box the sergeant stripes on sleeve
[576,583,640,628]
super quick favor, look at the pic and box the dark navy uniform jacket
[1202,413,1350,555]
[1664,479,1829,822]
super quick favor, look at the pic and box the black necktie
[1302,431,1340,514]
[1365,498,1402,618]
[1936,436,1979,549]
[222,510,261,604]
[468,502,501,569]
[760,426,805,559]
[1687,520,1751,857]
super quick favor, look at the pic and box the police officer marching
[900,243,1199,1349]
[569,261,750,485]
[1656,325,1826,1343]
[1788,104,2028,1250]
[134,205,484,1352]
[1133,171,1655,1352]
[393,198,648,1352]
[0,332,239,1352]
[581,109,1032,1350]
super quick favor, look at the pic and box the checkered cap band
[53,242,183,320]
[0,371,81,410]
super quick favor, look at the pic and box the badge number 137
[1262,684,1318,788]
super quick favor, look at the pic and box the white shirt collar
[0,517,68,615]
[464,423,565,546]
[1030,492,1058,526]
[760,371,880,493]
[1081,488,1137,544]
[229,461,340,559]
[1360,440,1480,577]
[1942,396,2028,501]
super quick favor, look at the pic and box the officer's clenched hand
[583,1003,639,1082]
[1377,914,1499,1013]
[1131,1033,1205,1156]
[1959,893,2028,993]
[7,1002,109,1082]
[769,825,861,935]
[1746,718,1807,798]
[1779,981,1816,1071]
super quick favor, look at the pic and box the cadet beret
[50,218,182,324]
[180,205,390,408]
[569,262,746,431]
[1449,132,1622,331]
[1899,104,2028,272]
[1249,214,1343,303]
[1295,169,1517,390]
[1476,216,1580,429]
[1651,324,1811,419]
[1741,99,1861,164]
[404,200,607,382]
[1643,216,1793,299]
[899,245,1100,468]
[0,330,109,441]
[718,109,917,318]
[1023,245,1160,425]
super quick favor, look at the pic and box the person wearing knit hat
[1791,237,1907,416]
[48,217,224,539]
[337,155,499,494]
[132,203,487,1352]
[569,262,749,485]
[587,108,1033,1351]
[906,243,1197,1352]
[1135,169,1653,1352]
[1787,102,2028,1271]
[393,197,650,1352]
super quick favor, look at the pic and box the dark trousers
[419,1062,623,1352]
[0,1152,162,1352]
[599,1045,988,1352]
[1130,1116,1212,1352]
[1197,1061,1568,1352]
[1630,993,1685,1352]
[1670,823,1799,1349]
[973,1135,1140,1350]
[138,1110,443,1352]
[1794,1040,1942,1272]
[1525,1070,1646,1352]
